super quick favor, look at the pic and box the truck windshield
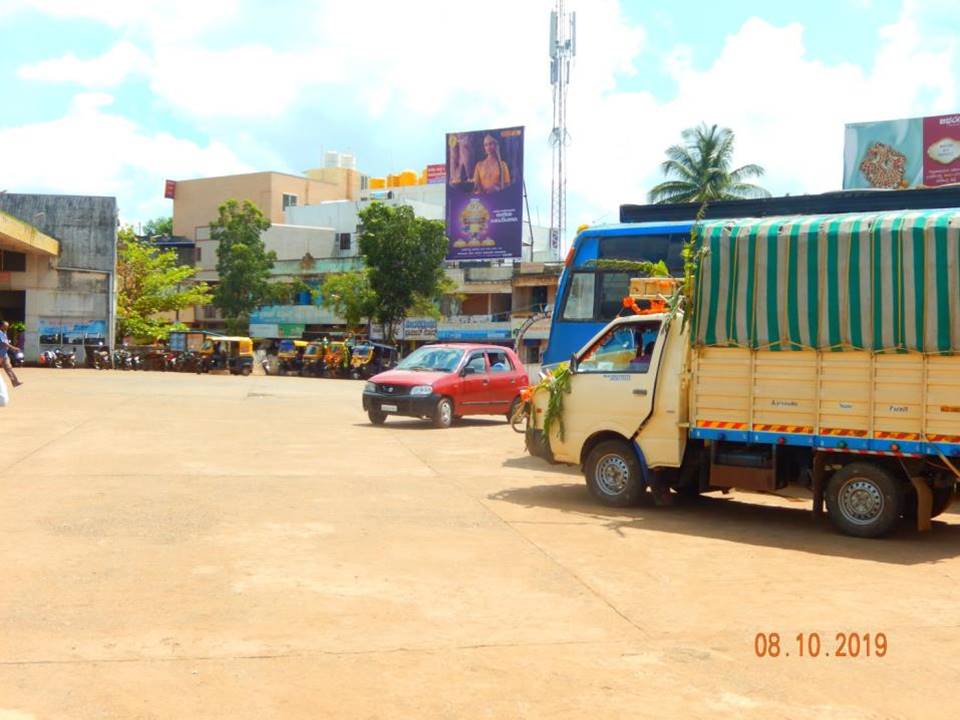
[578,321,662,374]
[397,347,464,372]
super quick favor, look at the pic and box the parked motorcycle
[9,348,25,368]
[54,347,76,368]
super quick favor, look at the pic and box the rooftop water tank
[324,151,340,168]
[339,153,356,170]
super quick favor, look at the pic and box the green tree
[358,203,449,342]
[320,270,377,331]
[116,226,212,340]
[210,199,275,331]
[143,216,173,238]
[648,124,770,204]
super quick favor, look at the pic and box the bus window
[598,272,630,320]
[598,234,686,274]
[562,272,596,320]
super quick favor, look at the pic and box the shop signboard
[436,321,512,341]
[445,125,524,260]
[249,304,339,325]
[426,164,447,184]
[843,113,960,189]
[403,318,438,340]
[38,318,107,345]
[248,323,279,339]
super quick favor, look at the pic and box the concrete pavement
[2,368,959,719]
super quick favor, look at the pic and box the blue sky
[0,0,956,232]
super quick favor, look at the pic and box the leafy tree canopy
[116,225,211,341]
[320,270,377,331]
[358,203,448,340]
[648,124,770,204]
[210,199,275,326]
[143,216,173,238]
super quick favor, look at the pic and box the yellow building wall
[172,171,358,240]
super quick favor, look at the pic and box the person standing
[0,320,23,387]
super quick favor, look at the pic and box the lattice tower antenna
[549,0,575,260]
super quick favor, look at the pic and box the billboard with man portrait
[445,126,524,260]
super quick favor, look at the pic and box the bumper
[363,391,439,417]
[525,428,555,463]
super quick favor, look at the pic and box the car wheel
[584,439,645,507]
[826,462,903,538]
[433,398,454,429]
[368,409,387,425]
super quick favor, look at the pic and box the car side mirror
[461,366,477,377]
[568,353,578,374]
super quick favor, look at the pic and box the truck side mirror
[569,353,578,374]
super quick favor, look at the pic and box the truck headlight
[363,381,376,393]
[410,385,433,396]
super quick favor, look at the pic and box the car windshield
[396,347,464,372]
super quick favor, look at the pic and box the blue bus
[541,222,692,366]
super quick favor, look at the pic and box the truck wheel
[826,462,903,538]
[585,440,645,507]
[368,409,387,425]
[433,398,454,429]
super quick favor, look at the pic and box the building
[171,156,364,242]
[192,222,358,336]
[0,193,117,360]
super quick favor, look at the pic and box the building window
[0,250,27,272]
[360,175,369,191]
[195,247,202,263]
[282,193,298,210]
[195,226,210,241]
[339,232,351,251]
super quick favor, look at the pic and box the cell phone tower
[549,0,575,260]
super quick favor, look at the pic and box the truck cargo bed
[690,347,960,457]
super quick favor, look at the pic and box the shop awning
[0,209,59,256]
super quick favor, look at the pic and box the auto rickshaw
[323,340,351,378]
[276,339,309,375]
[200,336,255,375]
[300,340,327,377]
[349,342,398,379]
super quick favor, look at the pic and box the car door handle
[633,388,647,396]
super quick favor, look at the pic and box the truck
[524,208,960,538]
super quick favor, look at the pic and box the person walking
[0,321,23,387]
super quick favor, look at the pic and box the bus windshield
[541,225,690,366]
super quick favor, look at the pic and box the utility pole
[549,0,575,261]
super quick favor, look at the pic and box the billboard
[426,164,447,184]
[445,126,524,260]
[844,113,960,189]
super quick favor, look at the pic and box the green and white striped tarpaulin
[692,209,960,353]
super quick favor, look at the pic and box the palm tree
[648,124,770,204]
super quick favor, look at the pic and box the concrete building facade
[0,193,117,360]
[171,168,362,242]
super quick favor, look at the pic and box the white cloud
[18,41,150,87]
[7,0,958,230]
[565,4,958,222]
[0,93,252,221]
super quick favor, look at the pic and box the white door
[549,318,665,462]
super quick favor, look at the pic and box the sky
[0,0,957,234]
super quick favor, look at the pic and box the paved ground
[2,368,960,719]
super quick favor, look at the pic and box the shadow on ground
[354,418,509,431]
[488,481,960,565]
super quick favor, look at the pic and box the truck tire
[433,398,454,429]
[585,439,645,507]
[826,462,904,538]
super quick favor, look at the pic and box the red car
[362,343,527,428]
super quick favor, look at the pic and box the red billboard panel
[164,179,176,199]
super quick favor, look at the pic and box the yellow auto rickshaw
[323,340,351,378]
[276,339,309,375]
[300,340,327,377]
[200,336,255,376]
[349,341,398,379]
